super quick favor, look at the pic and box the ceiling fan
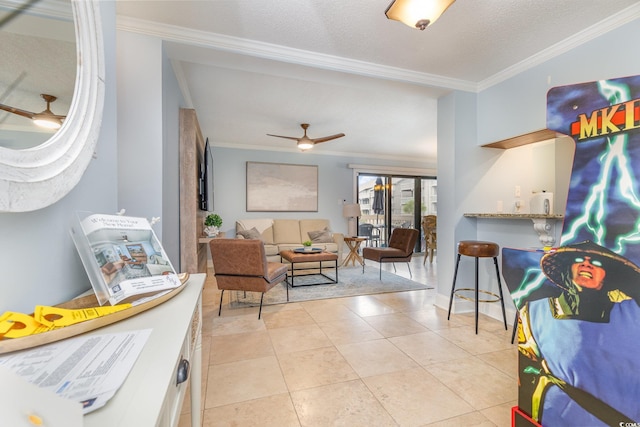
[267,123,345,151]
[0,93,66,130]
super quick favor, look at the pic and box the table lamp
[342,203,361,237]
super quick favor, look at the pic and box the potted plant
[204,213,223,237]
[302,240,313,251]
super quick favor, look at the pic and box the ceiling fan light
[297,140,313,151]
[32,113,62,130]
[385,0,455,30]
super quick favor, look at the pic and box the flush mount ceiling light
[385,0,456,30]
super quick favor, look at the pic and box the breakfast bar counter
[463,213,564,220]
[464,213,564,247]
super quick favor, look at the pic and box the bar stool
[447,240,508,334]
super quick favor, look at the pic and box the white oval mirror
[0,0,105,212]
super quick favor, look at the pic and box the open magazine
[70,212,181,306]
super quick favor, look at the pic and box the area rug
[230,265,432,307]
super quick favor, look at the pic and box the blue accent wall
[212,146,429,236]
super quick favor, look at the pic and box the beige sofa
[235,219,344,266]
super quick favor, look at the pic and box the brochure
[0,329,151,415]
[70,212,181,306]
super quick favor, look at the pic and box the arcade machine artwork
[503,75,640,427]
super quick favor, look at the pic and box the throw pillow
[237,227,263,241]
[308,227,333,243]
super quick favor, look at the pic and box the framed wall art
[246,162,318,212]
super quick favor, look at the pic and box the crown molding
[117,15,476,93]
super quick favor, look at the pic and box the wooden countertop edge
[464,213,564,219]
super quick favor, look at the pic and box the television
[199,138,214,211]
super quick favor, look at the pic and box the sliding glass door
[357,173,437,252]
[391,176,415,230]
[357,176,387,247]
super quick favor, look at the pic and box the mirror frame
[0,0,105,212]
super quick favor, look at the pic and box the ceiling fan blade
[0,103,35,119]
[311,133,345,144]
[266,134,300,141]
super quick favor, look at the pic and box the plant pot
[303,247,312,252]
[204,226,219,237]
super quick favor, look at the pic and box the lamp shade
[385,0,455,30]
[342,203,361,218]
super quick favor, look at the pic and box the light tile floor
[179,256,518,427]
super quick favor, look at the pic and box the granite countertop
[464,213,564,219]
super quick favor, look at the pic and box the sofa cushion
[323,243,339,253]
[237,227,263,241]
[273,219,301,244]
[299,219,330,243]
[263,244,280,257]
[236,219,274,244]
[235,219,342,265]
[308,227,334,243]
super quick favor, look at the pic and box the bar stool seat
[447,240,508,334]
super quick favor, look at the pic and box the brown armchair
[209,239,288,318]
[362,228,419,279]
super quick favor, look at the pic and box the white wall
[116,32,185,268]
[116,32,164,229]
[436,90,484,314]
[161,48,185,267]
[479,141,562,215]
[0,2,118,313]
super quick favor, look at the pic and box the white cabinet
[85,274,204,427]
